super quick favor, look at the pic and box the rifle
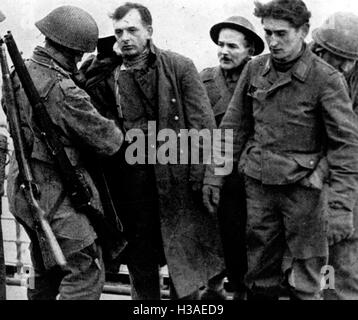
[0,8,7,300]
[0,133,6,300]
[0,39,66,269]
[4,32,127,262]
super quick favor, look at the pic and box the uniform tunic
[205,45,358,298]
[200,63,249,295]
[5,46,123,299]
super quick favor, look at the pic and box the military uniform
[6,46,123,300]
[200,64,248,297]
[311,12,358,299]
[81,42,224,299]
[205,45,358,299]
[324,62,358,300]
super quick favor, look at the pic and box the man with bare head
[81,2,224,300]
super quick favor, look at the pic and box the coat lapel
[261,59,293,95]
[155,59,171,129]
[134,66,157,109]
[212,67,232,117]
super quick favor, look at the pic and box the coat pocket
[293,154,326,190]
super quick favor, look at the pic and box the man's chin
[122,49,139,57]
[271,51,288,61]
[220,63,233,70]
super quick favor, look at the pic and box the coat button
[171,98,177,103]
[174,116,179,121]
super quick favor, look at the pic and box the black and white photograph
[1,0,358,310]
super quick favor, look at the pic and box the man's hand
[202,184,220,215]
[327,212,355,246]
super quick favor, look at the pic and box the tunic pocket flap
[291,153,321,170]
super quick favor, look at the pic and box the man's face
[320,50,356,75]
[263,18,307,62]
[217,28,251,70]
[113,9,152,57]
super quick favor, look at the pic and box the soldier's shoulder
[310,54,340,77]
[58,76,89,100]
[159,48,190,62]
[200,66,217,82]
[18,59,62,98]
[157,47,196,72]
[247,54,270,69]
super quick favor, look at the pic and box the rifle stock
[0,38,66,269]
[0,134,6,299]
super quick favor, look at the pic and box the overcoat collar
[262,44,312,84]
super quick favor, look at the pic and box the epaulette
[30,58,71,79]
[200,67,216,82]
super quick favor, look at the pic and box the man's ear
[249,46,255,56]
[300,23,310,39]
[147,25,153,38]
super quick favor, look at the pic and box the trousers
[244,176,328,299]
[323,238,358,300]
[23,223,105,300]
[207,168,247,298]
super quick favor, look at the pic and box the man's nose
[121,30,130,42]
[268,35,279,48]
[220,45,229,55]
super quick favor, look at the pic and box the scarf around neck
[121,47,150,70]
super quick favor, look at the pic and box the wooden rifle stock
[0,134,6,300]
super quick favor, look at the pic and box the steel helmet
[210,16,265,56]
[312,12,358,60]
[35,5,99,53]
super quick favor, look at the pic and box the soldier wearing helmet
[200,16,264,300]
[5,6,124,300]
[311,12,358,111]
[204,0,358,300]
[311,12,358,300]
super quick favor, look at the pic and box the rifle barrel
[0,35,67,269]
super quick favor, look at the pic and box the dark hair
[243,36,256,56]
[109,2,152,26]
[254,0,311,28]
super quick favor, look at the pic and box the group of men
[2,0,358,300]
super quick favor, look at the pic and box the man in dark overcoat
[80,2,224,299]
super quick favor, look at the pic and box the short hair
[254,0,311,29]
[109,2,152,26]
